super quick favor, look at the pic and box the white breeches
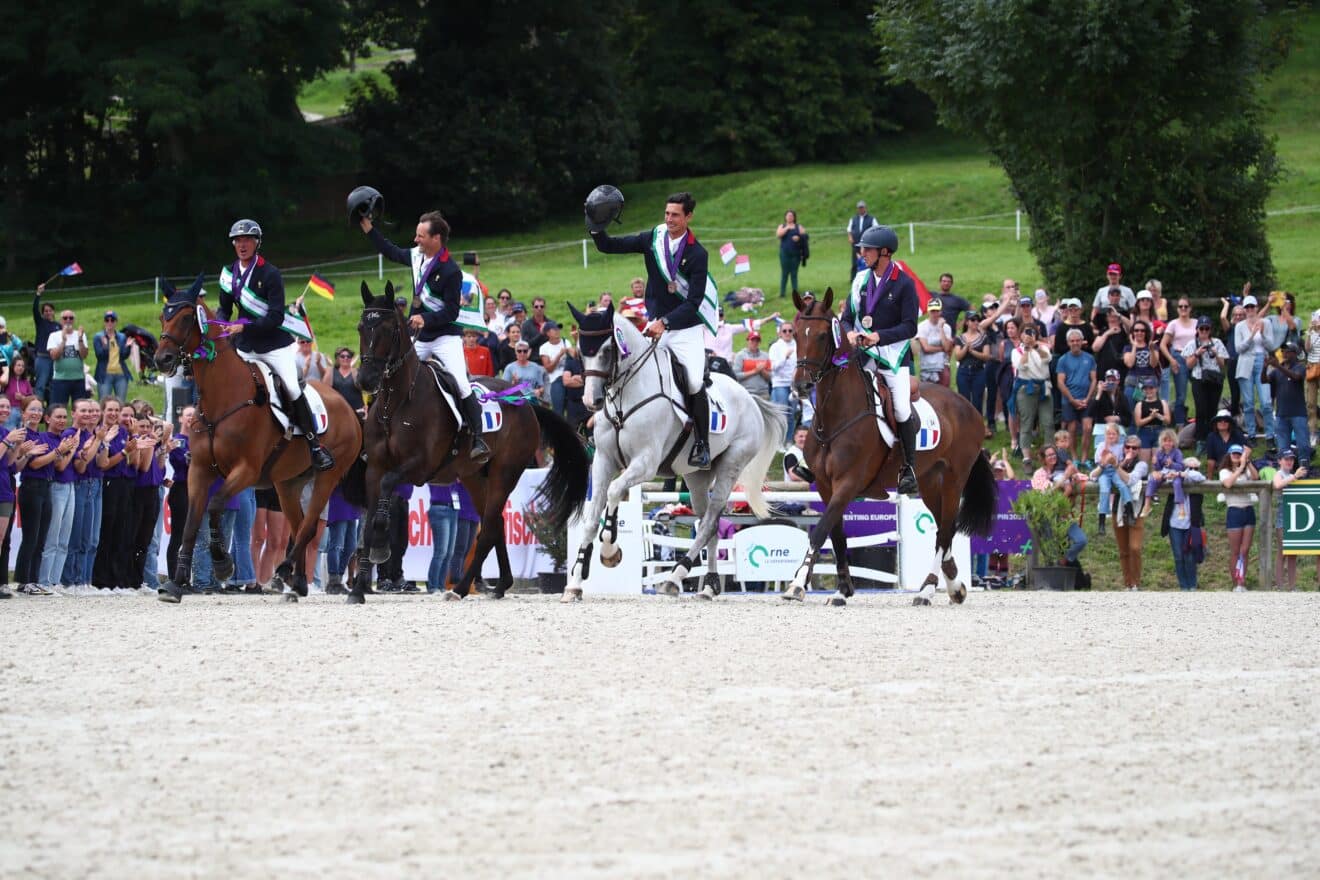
[415,334,472,398]
[660,324,706,395]
[863,359,913,422]
[238,342,303,399]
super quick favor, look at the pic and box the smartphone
[462,251,478,266]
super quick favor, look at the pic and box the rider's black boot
[687,388,712,469]
[897,415,920,496]
[292,394,334,471]
[460,392,492,461]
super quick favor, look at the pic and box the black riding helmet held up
[584,185,625,233]
[857,224,898,254]
[347,185,384,226]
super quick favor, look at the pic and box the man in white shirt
[916,298,954,385]
[1092,261,1136,313]
[768,323,798,443]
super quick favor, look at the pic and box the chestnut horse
[785,289,997,605]
[153,275,364,603]
[352,282,589,604]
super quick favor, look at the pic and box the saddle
[242,362,329,436]
[867,370,921,437]
[670,359,711,425]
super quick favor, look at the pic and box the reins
[794,311,876,447]
[358,306,420,436]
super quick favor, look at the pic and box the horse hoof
[949,583,967,605]
[696,587,715,601]
[291,575,309,598]
[442,590,464,602]
[912,596,931,607]
[829,595,847,607]
[213,559,235,582]
[281,593,299,604]
[157,585,182,604]
[269,575,284,595]
[655,582,680,597]
[599,547,622,569]
[345,592,365,605]
[560,588,583,603]
[781,585,805,602]
[368,545,390,565]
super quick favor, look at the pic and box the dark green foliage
[876,0,1283,297]
[0,0,347,277]
[348,0,639,230]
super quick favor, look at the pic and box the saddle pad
[875,396,940,451]
[424,361,507,427]
[481,400,504,432]
[704,383,731,434]
[251,362,330,435]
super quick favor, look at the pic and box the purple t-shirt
[0,457,15,504]
[453,482,479,523]
[135,448,166,488]
[394,483,414,501]
[20,428,55,481]
[168,433,189,485]
[103,431,130,479]
[327,487,361,524]
[54,427,80,484]
[75,429,101,481]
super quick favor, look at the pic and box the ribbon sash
[649,225,718,333]
[218,266,312,341]
[411,246,450,312]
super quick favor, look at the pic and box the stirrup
[897,465,919,495]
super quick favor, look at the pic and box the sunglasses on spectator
[61,315,75,321]
[498,294,510,300]
[338,353,353,359]
[1178,304,1191,310]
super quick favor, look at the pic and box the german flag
[306,273,335,301]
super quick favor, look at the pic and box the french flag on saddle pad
[918,424,940,447]
[482,408,503,432]
[709,410,728,434]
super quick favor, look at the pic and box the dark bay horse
[785,289,997,606]
[352,282,589,604]
[153,275,365,603]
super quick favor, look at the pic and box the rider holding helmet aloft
[354,192,490,461]
[219,219,334,471]
[584,187,715,469]
[841,224,921,495]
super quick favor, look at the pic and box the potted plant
[1010,488,1078,590]
[524,506,568,593]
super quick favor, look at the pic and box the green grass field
[5,13,1316,591]
[296,48,411,119]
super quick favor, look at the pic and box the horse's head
[357,280,408,394]
[156,273,208,376]
[569,301,639,412]
[791,287,838,395]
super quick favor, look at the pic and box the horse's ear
[158,276,176,298]
[567,302,587,325]
[823,287,834,311]
[384,280,395,300]
[187,273,204,302]
[360,281,373,306]
[791,291,804,313]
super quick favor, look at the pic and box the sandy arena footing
[1,590,1317,878]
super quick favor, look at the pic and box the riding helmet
[228,218,263,241]
[347,185,384,226]
[857,224,898,254]
[584,185,625,233]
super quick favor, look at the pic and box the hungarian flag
[893,259,932,313]
[306,273,335,300]
[59,262,83,277]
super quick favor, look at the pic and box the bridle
[358,306,409,382]
[793,311,839,386]
[792,308,876,446]
[578,321,675,431]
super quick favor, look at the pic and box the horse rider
[219,219,334,471]
[354,191,490,460]
[841,224,921,495]
[584,187,713,469]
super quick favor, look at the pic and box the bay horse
[153,275,365,603]
[353,282,589,604]
[785,289,997,605]
[564,303,784,601]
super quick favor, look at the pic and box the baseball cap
[104,310,118,320]
[1281,340,1298,352]
[1104,368,1121,380]
[1228,444,1246,455]
[394,296,408,308]
[1142,376,1159,388]
[1107,263,1122,274]
[1035,289,1049,301]
[543,320,560,331]
[0,316,7,328]
[1280,446,1298,460]
[927,298,943,311]
[1196,316,1213,328]
[1214,409,1233,422]
[856,200,867,209]
[1063,297,1082,308]
[1018,296,1033,306]
[1242,295,1258,307]
[747,330,762,341]
[1136,290,1153,301]
[514,342,531,351]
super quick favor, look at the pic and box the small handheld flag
[733,254,751,275]
[60,262,83,277]
[305,273,335,301]
[719,242,737,265]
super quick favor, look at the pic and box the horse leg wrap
[783,549,818,602]
[600,510,618,546]
[574,544,593,582]
[941,552,958,583]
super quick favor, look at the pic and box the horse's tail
[531,405,591,533]
[955,451,998,537]
[339,448,369,510]
[739,395,788,521]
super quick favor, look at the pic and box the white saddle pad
[706,384,731,435]
[251,362,329,435]
[876,395,941,451]
[423,363,504,430]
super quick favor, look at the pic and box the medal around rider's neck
[862,316,873,329]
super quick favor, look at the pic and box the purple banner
[808,480,1032,554]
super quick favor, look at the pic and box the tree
[875,0,1283,297]
[349,0,637,232]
